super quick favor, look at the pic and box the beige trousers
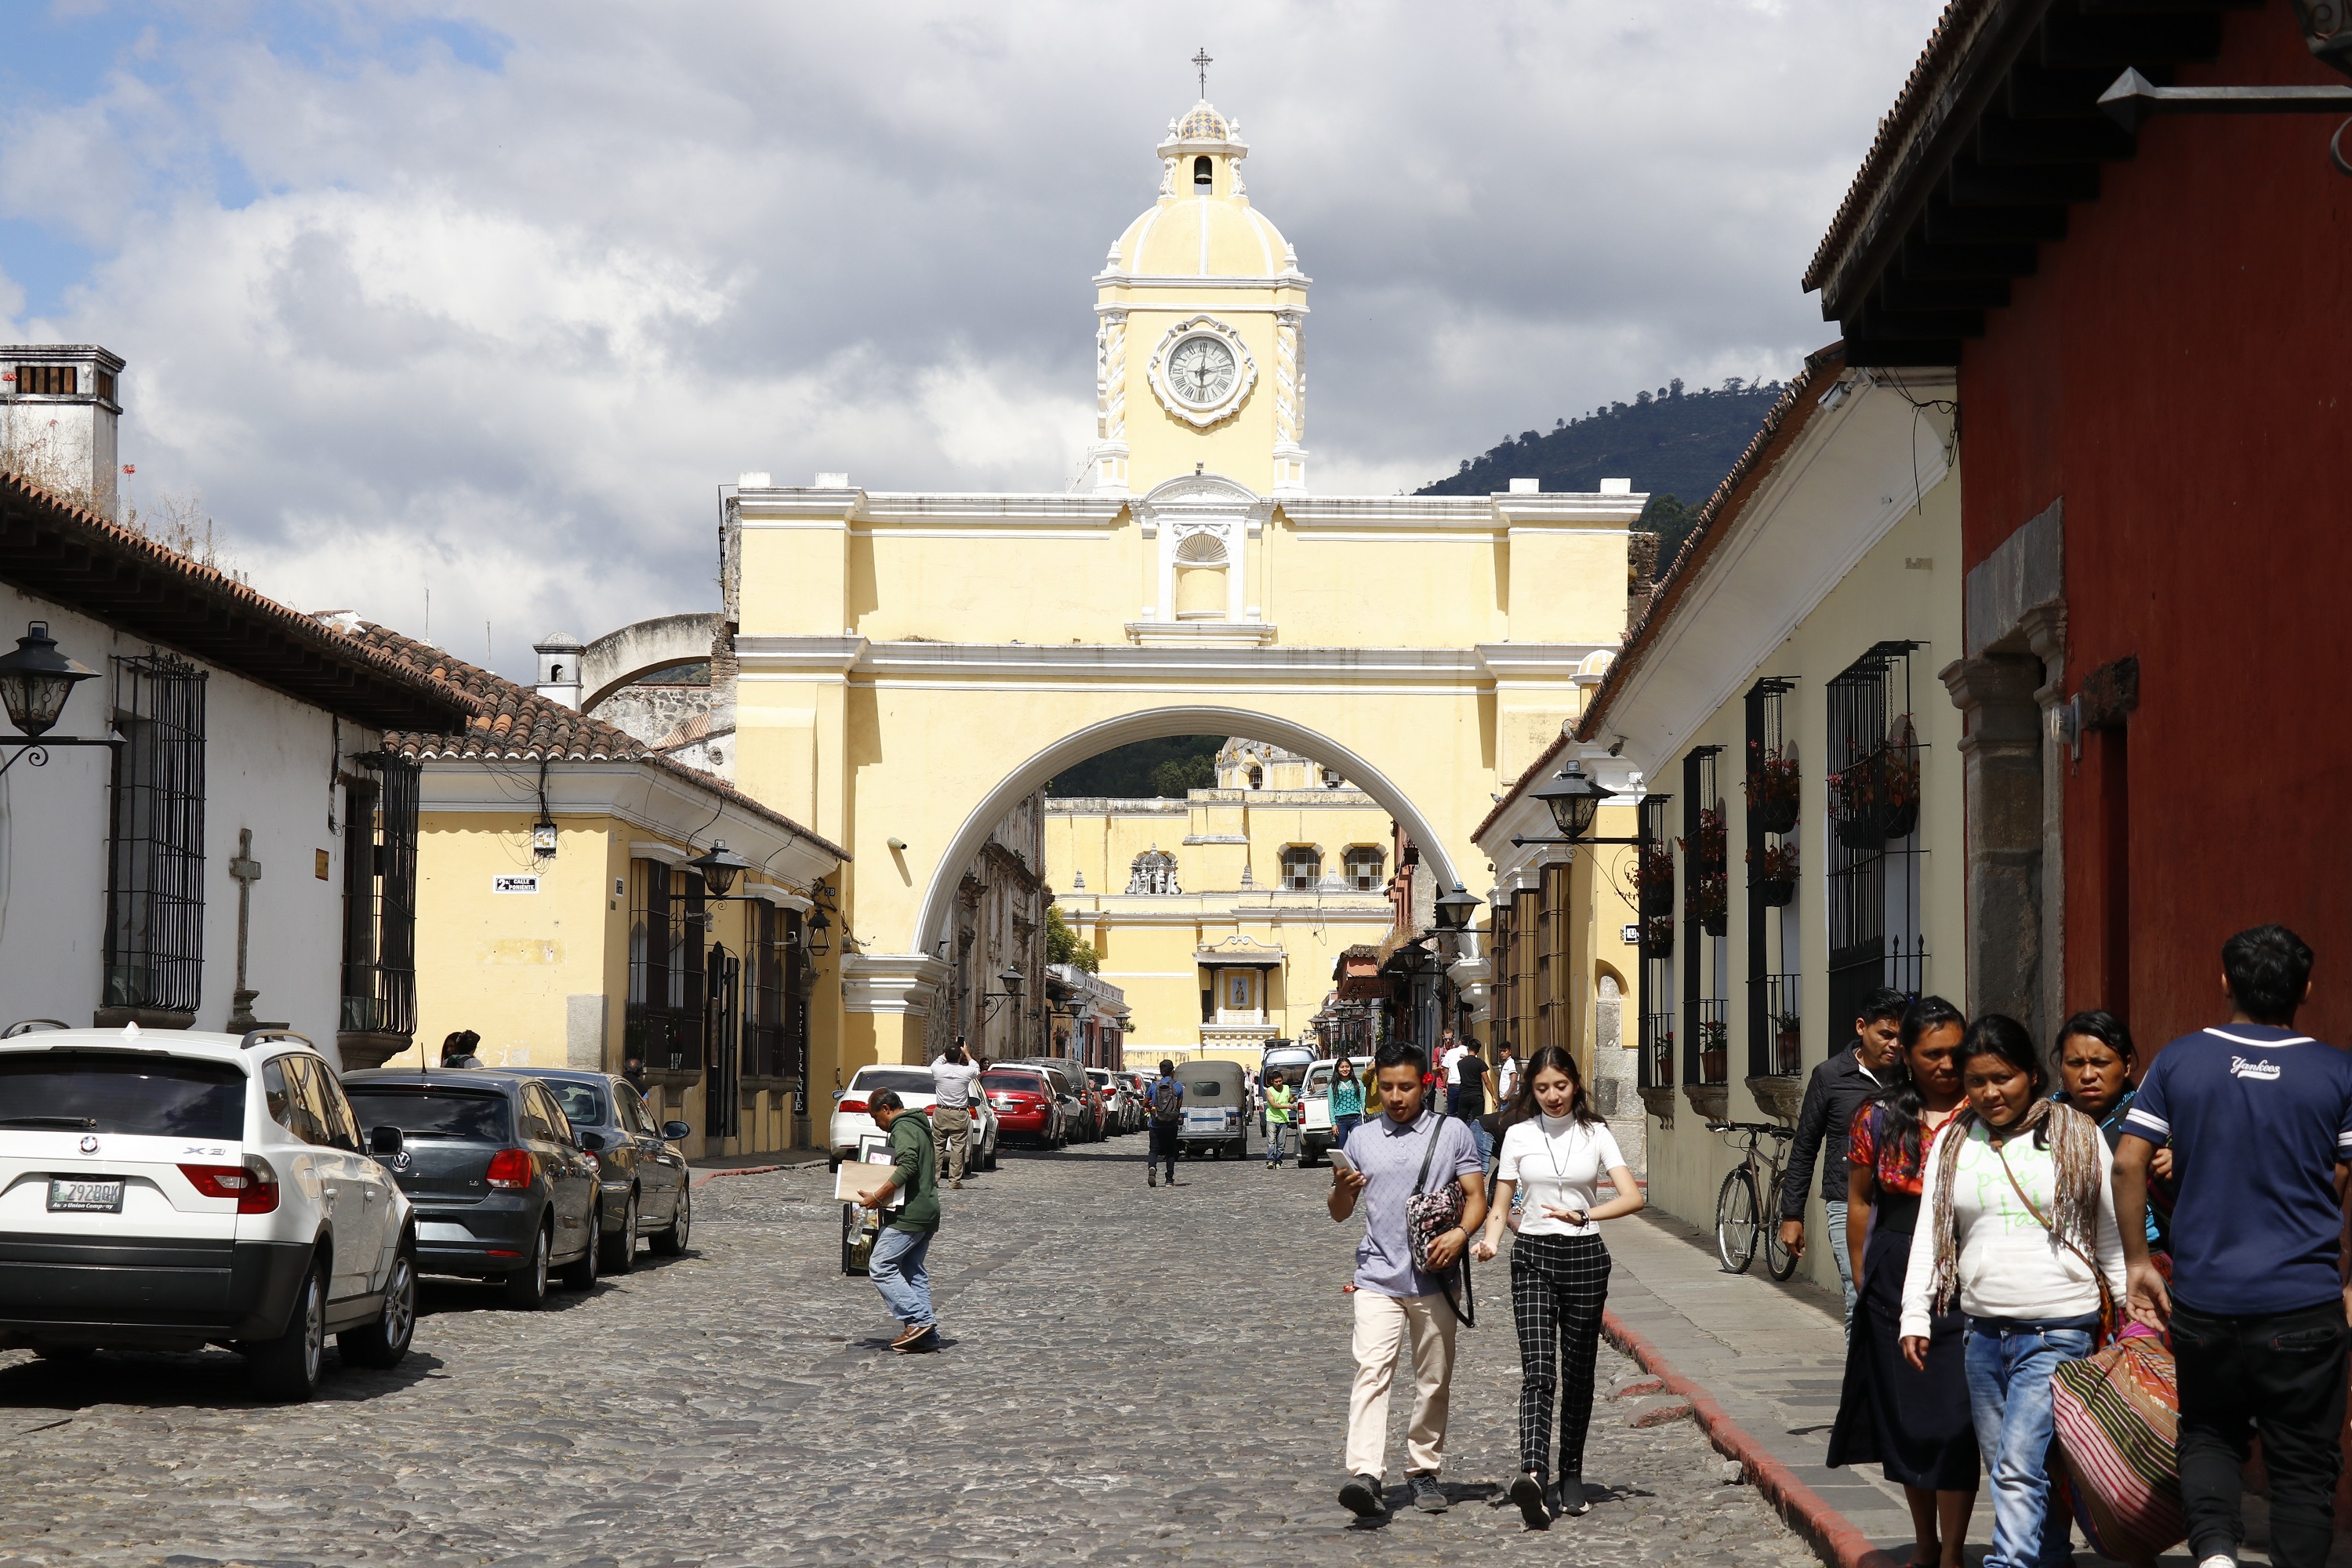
[1345,1289,1459,1479]
[932,1104,970,1181]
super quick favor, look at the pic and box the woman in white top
[1900,1014,2127,1568]
[1471,1044,1644,1530]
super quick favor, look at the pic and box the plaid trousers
[1511,1230,1611,1479]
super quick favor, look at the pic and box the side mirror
[576,1128,605,1152]
[368,1124,405,1159]
[661,1120,693,1142]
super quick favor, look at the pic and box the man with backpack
[1146,1058,1184,1188]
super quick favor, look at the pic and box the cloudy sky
[1,1,1940,678]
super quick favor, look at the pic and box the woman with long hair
[1828,996,1980,1568]
[1470,1044,1645,1530]
[1901,1014,2125,1568]
[1330,1057,1366,1146]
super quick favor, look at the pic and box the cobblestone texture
[0,1142,1824,1567]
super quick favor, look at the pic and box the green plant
[1045,906,1097,972]
[1748,842,1799,882]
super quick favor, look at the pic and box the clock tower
[1089,99,1310,498]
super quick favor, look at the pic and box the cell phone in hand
[1328,1148,1357,1174]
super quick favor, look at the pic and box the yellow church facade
[722,97,1644,1092]
[1046,741,1396,1066]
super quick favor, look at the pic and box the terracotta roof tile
[338,620,848,862]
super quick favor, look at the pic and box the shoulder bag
[1404,1113,1476,1326]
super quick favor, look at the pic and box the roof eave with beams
[1806,0,2241,369]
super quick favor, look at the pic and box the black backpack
[1151,1077,1185,1123]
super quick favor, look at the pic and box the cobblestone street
[0,1144,1822,1568]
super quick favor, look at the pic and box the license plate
[48,1178,125,1214]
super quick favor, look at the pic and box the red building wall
[1958,1,2352,1048]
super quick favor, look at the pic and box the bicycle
[1708,1120,1798,1279]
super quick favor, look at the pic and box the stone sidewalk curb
[1602,1307,1900,1568]
[692,1163,788,1186]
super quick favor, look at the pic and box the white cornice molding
[1473,644,1616,682]
[630,840,688,863]
[1096,276,1312,294]
[733,635,869,679]
[858,494,1127,528]
[842,953,951,1015]
[851,640,1484,684]
[746,880,814,911]
[1496,493,1648,528]
[733,487,866,528]
[1121,621,1280,648]
[1279,495,1498,532]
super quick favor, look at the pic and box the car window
[612,1081,652,1135]
[980,1072,1045,1092]
[0,1051,245,1140]
[516,1085,553,1141]
[852,1067,936,1095]
[344,1086,511,1142]
[314,1065,365,1152]
[537,1087,578,1145]
[277,1055,336,1146]
[260,1058,294,1128]
[540,1080,604,1128]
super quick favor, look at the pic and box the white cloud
[2,0,1944,673]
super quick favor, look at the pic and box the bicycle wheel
[1762,1198,1800,1280]
[1714,1166,1760,1275]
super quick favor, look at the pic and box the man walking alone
[930,1036,980,1191]
[1147,1058,1183,1188]
[1329,1043,1488,1518]
[860,1090,942,1352]
[1265,1069,1297,1168]
[2118,925,2352,1568]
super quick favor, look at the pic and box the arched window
[1125,848,1181,895]
[1193,154,1213,191]
[1344,847,1385,892]
[1281,846,1321,891]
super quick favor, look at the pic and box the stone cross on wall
[226,829,266,1033]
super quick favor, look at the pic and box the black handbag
[1402,1114,1477,1327]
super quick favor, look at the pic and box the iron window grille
[705,942,740,1141]
[746,901,810,1093]
[1636,792,1675,1090]
[626,859,706,1074]
[1826,641,1929,1030]
[1681,747,1724,1087]
[339,753,419,1038]
[1744,678,1799,1076]
[1693,996,1730,1087]
[102,655,207,1017]
[1537,861,1571,1056]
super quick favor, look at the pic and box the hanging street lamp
[688,839,753,898]
[1513,761,1642,848]
[0,621,116,779]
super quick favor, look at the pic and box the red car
[982,1067,1066,1149]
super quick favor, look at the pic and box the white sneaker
[2197,1555,2238,1568]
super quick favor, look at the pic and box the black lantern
[0,622,96,739]
[688,839,752,898]
[1432,884,1479,932]
[806,908,832,956]
[1530,760,1613,841]
[997,964,1025,999]
[2294,0,2352,78]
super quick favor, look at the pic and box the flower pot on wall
[1775,1029,1802,1076]
[1699,1047,1727,1084]
[1641,881,1675,916]
[1702,910,1728,938]
[1758,877,1796,909]
[1751,797,1798,837]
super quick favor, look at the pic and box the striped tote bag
[2050,1334,2183,1568]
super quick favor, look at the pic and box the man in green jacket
[860,1089,942,1352]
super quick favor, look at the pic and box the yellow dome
[1115,198,1291,278]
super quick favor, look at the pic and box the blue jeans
[1334,1113,1362,1149]
[869,1226,936,1330]
[1965,1315,2098,1568]
[1266,1122,1293,1163]
[1824,1199,1857,1338]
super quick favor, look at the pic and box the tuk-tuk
[1174,1059,1250,1160]
[1298,1055,1376,1166]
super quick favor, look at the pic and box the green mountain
[1417,377,1785,568]
[1046,735,1221,798]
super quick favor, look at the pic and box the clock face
[1167,334,1238,407]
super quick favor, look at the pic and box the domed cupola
[1088,94,1312,499]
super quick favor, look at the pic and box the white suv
[0,1021,418,1401]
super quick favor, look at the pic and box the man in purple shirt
[1329,1042,1487,1518]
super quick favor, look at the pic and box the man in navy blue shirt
[2117,924,2352,1568]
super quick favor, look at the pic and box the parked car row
[825,1056,1162,1163]
[0,1021,696,1405]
